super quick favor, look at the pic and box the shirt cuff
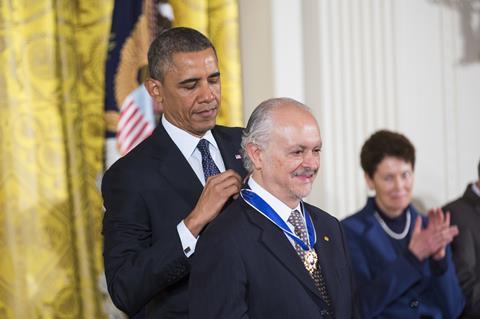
[177,220,198,258]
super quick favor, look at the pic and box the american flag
[104,0,173,165]
[117,85,155,155]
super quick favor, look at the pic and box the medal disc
[304,250,318,272]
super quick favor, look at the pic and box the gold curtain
[170,0,243,126]
[0,1,112,318]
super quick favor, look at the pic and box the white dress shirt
[248,177,306,248]
[162,116,226,257]
[472,182,480,198]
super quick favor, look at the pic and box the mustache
[196,104,218,112]
[293,168,318,177]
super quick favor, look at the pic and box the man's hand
[408,208,459,261]
[184,169,242,237]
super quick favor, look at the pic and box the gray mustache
[293,168,317,177]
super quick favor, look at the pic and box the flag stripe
[118,100,136,127]
[124,121,151,153]
[118,109,143,141]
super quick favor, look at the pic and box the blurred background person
[443,159,480,319]
[342,130,464,319]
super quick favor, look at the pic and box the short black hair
[360,129,416,178]
[147,27,216,82]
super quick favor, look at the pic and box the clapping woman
[342,130,464,319]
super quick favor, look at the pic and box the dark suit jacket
[444,184,480,319]
[342,197,465,319]
[189,197,355,319]
[102,122,246,318]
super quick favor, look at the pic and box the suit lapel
[244,202,324,301]
[464,184,480,207]
[311,211,341,310]
[212,127,244,173]
[150,124,204,210]
[148,125,245,211]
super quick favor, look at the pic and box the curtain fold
[0,0,241,317]
[0,1,112,318]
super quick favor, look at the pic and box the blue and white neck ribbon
[240,188,316,251]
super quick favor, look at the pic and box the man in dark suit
[189,98,355,319]
[443,159,480,319]
[102,27,246,318]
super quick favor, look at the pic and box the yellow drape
[0,1,241,317]
[0,1,112,318]
[171,0,243,126]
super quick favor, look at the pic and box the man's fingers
[222,183,241,197]
[205,169,242,186]
[213,176,242,193]
[201,171,242,204]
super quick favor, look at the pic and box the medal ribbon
[240,188,316,250]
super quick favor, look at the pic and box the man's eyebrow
[178,77,200,85]
[208,71,220,78]
[178,72,220,85]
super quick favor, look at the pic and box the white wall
[239,0,480,219]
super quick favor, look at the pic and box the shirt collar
[247,177,302,223]
[162,115,219,159]
[472,182,480,198]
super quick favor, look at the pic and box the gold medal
[304,249,318,273]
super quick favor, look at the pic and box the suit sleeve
[189,226,250,319]
[102,166,190,317]
[337,222,361,319]
[449,207,480,315]
[428,245,465,318]
[342,222,424,318]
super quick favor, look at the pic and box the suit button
[409,300,419,308]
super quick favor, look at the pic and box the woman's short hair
[360,129,415,178]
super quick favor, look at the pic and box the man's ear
[245,143,263,171]
[145,78,164,103]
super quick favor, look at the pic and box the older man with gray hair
[189,97,355,319]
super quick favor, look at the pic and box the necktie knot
[197,139,220,180]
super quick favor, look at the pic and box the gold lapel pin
[323,235,330,242]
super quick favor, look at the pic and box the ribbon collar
[240,188,316,250]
